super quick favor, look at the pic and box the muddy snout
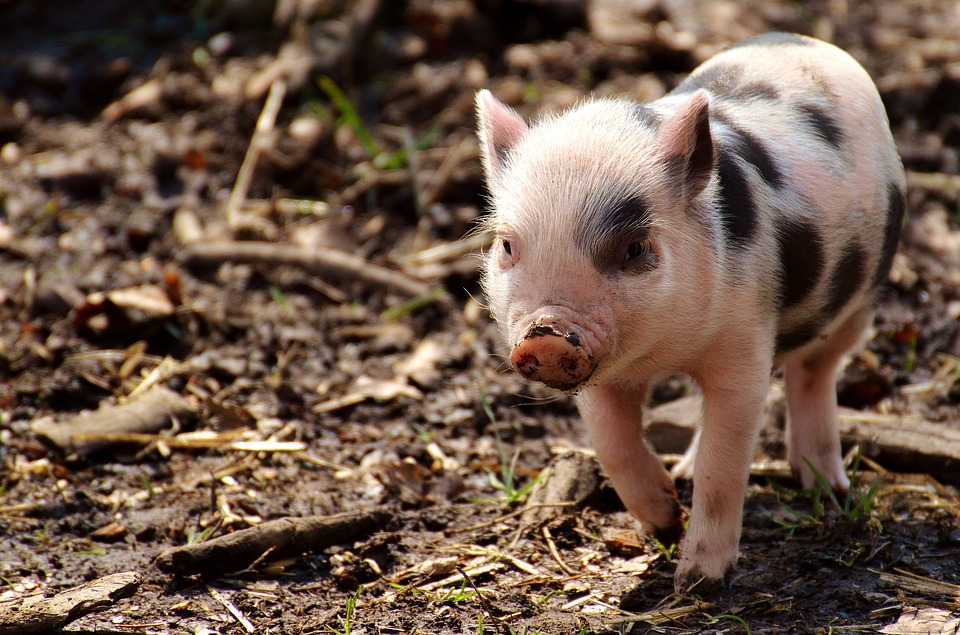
[510,320,597,391]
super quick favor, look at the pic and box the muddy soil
[1,1,959,633]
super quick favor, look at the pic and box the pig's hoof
[673,570,726,596]
[650,501,687,547]
[673,552,736,594]
[791,456,850,493]
[511,322,596,390]
[652,522,684,549]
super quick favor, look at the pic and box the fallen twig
[154,508,393,576]
[542,525,576,576]
[227,79,286,229]
[208,586,255,633]
[181,240,435,298]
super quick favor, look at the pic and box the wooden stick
[154,508,393,576]
[181,240,436,298]
[227,79,286,228]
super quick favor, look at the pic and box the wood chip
[601,527,646,557]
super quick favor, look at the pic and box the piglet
[476,32,905,588]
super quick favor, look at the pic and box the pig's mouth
[510,320,598,391]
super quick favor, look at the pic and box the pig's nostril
[513,353,541,378]
[559,356,580,374]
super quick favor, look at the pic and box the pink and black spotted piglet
[476,32,905,589]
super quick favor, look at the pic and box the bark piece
[0,571,141,635]
[31,385,197,457]
[601,527,646,557]
[154,508,393,576]
[521,451,602,526]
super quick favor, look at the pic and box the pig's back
[667,33,905,355]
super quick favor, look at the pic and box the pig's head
[476,89,715,391]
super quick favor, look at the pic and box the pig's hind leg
[670,427,700,481]
[783,305,873,492]
[577,385,684,543]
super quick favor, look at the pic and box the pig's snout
[511,320,597,391]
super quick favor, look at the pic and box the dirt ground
[1,1,960,633]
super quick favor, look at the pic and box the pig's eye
[625,239,649,264]
[502,239,512,256]
[622,237,656,273]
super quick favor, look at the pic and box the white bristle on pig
[476,32,905,589]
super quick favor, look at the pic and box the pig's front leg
[675,357,771,587]
[577,384,684,542]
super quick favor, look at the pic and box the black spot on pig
[729,81,781,102]
[713,111,784,189]
[715,147,758,248]
[776,217,825,308]
[631,105,662,128]
[775,319,822,354]
[577,193,656,273]
[672,64,741,97]
[593,194,653,242]
[798,102,845,151]
[872,183,906,288]
[823,240,866,318]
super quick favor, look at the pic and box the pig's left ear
[656,89,714,199]
[476,89,528,182]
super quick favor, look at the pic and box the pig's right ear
[476,89,528,182]
[656,89,714,199]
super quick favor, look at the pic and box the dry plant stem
[399,232,491,268]
[455,566,503,632]
[182,240,435,297]
[65,432,305,453]
[0,571,142,635]
[542,526,576,576]
[451,502,576,535]
[227,79,286,229]
[154,508,393,576]
[207,586,255,633]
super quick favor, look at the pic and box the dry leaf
[880,607,960,634]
